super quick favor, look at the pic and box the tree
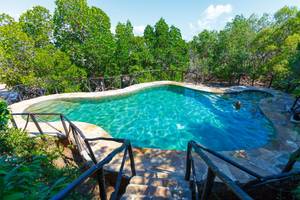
[19,6,53,47]
[33,45,87,92]
[144,18,188,74]
[0,9,87,93]
[168,26,189,71]
[114,21,154,76]
[197,15,255,85]
[53,0,115,77]
[129,36,153,73]
[260,7,300,88]
[1,3,300,93]
[144,25,155,50]
[0,14,14,26]
[274,6,298,25]
[189,30,218,81]
[114,21,134,74]
[153,18,170,70]
[0,20,35,86]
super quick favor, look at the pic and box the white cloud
[204,4,232,20]
[133,25,146,36]
[188,4,233,38]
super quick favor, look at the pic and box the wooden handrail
[186,141,254,200]
[11,112,136,200]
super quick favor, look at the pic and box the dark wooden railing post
[185,142,192,181]
[268,74,274,88]
[185,141,257,200]
[87,78,92,92]
[30,114,44,134]
[11,113,139,200]
[10,115,18,129]
[60,114,69,138]
[85,140,98,164]
[290,96,300,112]
[71,128,81,153]
[100,77,105,91]
[128,142,136,176]
[283,147,300,173]
[111,148,128,200]
[97,168,107,200]
[120,75,123,89]
[201,168,216,200]
[84,139,107,200]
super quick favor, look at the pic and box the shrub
[0,155,78,199]
[0,128,82,199]
[0,128,63,160]
[0,99,9,130]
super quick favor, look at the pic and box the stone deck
[9,81,300,183]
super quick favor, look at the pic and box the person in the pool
[234,101,242,110]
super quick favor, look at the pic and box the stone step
[124,183,191,199]
[125,184,172,198]
[120,194,169,200]
[130,176,190,189]
[121,193,191,200]
[122,173,192,200]
[138,171,180,179]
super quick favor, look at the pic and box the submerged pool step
[121,175,191,200]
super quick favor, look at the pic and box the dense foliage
[0,1,299,92]
[0,99,9,130]
[190,7,300,89]
[0,100,81,199]
[0,155,76,199]
[0,0,187,93]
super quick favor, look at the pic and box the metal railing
[52,138,135,200]
[6,69,276,104]
[85,69,186,92]
[10,113,136,200]
[290,96,300,113]
[10,113,300,199]
[11,113,71,137]
[185,140,300,200]
[185,141,254,200]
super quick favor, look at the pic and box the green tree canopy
[19,6,53,47]
[53,0,115,77]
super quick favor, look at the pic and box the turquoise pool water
[27,85,275,151]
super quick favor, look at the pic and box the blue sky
[0,0,299,40]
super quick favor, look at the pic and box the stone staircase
[121,172,192,199]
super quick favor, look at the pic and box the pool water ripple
[27,85,275,151]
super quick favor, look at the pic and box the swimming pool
[27,85,275,151]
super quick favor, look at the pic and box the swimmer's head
[235,101,241,110]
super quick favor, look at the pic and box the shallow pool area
[27,85,275,151]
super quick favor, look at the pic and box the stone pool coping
[9,81,300,182]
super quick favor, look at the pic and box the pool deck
[9,81,300,183]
